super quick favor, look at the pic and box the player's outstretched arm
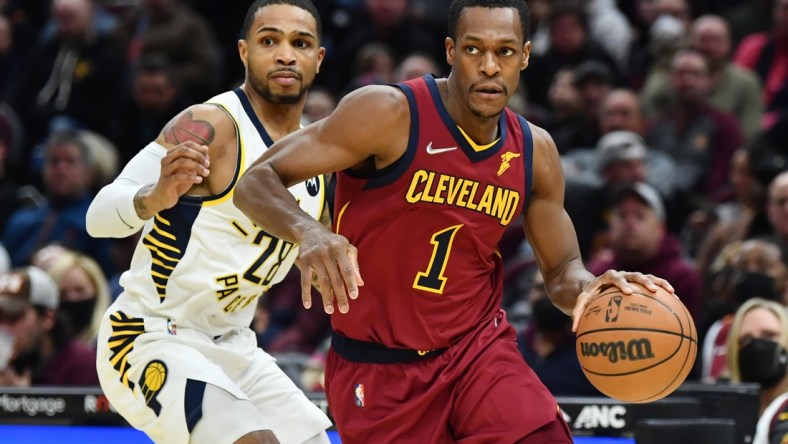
[235,85,409,314]
[522,125,674,331]
[523,125,594,316]
[86,104,233,238]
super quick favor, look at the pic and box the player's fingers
[646,274,675,294]
[571,294,589,333]
[323,253,350,314]
[308,258,337,315]
[343,246,363,300]
[300,265,314,309]
[165,143,210,168]
[607,272,633,294]
[314,269,335,315]
[163,156,208,174]
[625,272,661,292]
[164,158,210,179]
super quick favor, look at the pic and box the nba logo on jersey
[354,384,365,407]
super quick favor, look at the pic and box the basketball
[575,282,697,403]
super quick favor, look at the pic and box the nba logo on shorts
[354,384,365,407]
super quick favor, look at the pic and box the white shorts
[96,302,331,444]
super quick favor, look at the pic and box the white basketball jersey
[117,89,325,336]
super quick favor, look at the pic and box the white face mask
[650,14,686,45]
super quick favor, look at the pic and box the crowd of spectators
[0,0,786,410]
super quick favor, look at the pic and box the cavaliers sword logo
[498,151,521,176]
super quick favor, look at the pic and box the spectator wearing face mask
[587,182,703,319]
[701,239,785,382]
[0,266,98,386]
[725,298,788,444]
[45,250,109,346]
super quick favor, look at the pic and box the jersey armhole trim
[517,115,534,212]
[343,83,419,190]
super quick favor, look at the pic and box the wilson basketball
[575,283,697,403]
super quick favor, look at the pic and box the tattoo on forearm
[162,110,216,145]
[134,184,156,219]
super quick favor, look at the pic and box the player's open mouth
[473,85,504,98]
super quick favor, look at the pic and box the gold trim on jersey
[335,201,351,234]
[203,102,244,207]
[457,126,500,152]
[107,311,145,393]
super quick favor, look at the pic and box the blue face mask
[738,338,788,389]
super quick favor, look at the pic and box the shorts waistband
[330,331,447,364]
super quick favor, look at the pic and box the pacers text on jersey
[405,170,520,226]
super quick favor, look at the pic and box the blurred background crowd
[0,0,787,420]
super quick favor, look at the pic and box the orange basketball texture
[575,283,697,403]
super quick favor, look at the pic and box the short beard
[248,70,309,105]
[469,105,504,119]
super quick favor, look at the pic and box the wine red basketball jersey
[333,74,533,350]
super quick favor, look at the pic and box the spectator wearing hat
[563,131,676,261]
[0,266,98,386]
[596,131,649,186]
[587,182,703,321]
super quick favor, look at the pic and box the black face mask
[59,299,97,335]
[733,272,778,305]
[739,338,788,389]
[532,297,571,332]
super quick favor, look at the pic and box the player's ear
[316,46,326,74]
[521,41,531,71]
[238,39,248,69]
[445,37,455,66]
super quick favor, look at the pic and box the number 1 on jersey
[413,225,463,294]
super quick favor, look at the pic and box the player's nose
[275,43,297,65]
[479,52,500,76]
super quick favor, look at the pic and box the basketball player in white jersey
[85,1,332,443]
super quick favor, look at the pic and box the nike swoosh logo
[426,142,458,155]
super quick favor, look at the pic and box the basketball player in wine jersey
[86,1,332,443]
[235,0,674,442]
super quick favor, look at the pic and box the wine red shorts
[325,310,573,443]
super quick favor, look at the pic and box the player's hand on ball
[297,225,364,314]
[571,271,675,333]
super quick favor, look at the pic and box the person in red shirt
[733,0,788,118]
[235,0,673,442]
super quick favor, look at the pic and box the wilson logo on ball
[579,338,656,363]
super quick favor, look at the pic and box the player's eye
[465,46,479,55]
[499,48,515,56]
[262,37,275,46]
[293,39,311,49]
